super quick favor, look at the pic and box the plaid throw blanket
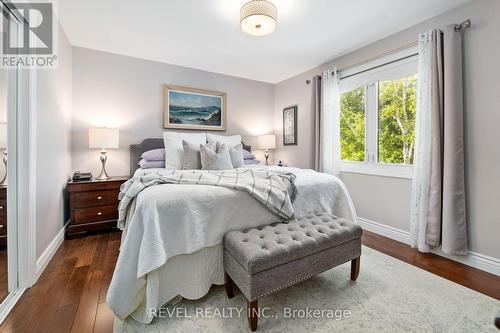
[117,169,297,229]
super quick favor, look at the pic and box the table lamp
[89,127,119,180]
[0,123,6,185]
[258,134,276,166]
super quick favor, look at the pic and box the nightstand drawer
[75,190,119,208]
[0,200,6,218]
[74,205,118,224]
[66,176,128,238]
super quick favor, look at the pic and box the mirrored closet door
[0,53,7,305]
[0,0,21,313]
[0,59,7,304]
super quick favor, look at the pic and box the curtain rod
[306,19,471,85]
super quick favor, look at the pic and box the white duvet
[107,166,357,323]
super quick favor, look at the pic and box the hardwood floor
[0,249,8,304]
[0,229,498,333]
[0,231,120,333]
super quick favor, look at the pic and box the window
[378,75,417,165]
[340,86,365,162]
[339,49,417,178]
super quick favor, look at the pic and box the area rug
[114,246,499,332]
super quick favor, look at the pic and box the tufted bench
[223,213,362,331]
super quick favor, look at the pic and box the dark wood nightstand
[0,185,6,246]
[66,176,128,238]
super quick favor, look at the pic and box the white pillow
[206,133,242,147]
[200,143,233,170]
[163,132,206,169]
[199,142,216,169]
[219,142,244,168]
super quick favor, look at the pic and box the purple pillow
[141,148,165,161]
[243,159,261,165]
[242,149,256,160]
[138,159,165,169]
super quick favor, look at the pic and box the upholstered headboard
[130,138,252,176]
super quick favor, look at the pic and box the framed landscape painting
[163,85,227,131]
[283,105,297,145]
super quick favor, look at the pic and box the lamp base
[96,150,111,180]
[264,150,269,166]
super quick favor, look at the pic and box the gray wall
[71,47,275,177]
[274,0,500,259]
[36,26,73,258]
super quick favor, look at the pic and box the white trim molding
[341,162,413,179]
[433,249,500,277]
[0,288,26,325]
[33,226,65,284]
[357,217,500,276]
[357,217,411,245]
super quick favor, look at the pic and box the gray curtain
[422,26,468,255]
[313,75,322,171]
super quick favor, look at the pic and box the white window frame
[339,47,418,179]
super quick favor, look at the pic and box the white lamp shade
[0,123,6,149]
[89,128,119,149]
[258,134,276,150]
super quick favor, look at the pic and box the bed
[107,138,357,324]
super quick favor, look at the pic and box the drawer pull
[97,196,102,200]
[0,206,3,210]
[0,225,3,228]
[97,212,102,216]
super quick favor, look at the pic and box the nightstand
[66,176,128,238]
[0,185,6,246]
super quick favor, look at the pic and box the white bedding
[107,166,357,323]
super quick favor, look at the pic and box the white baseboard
[34,225,66,284]
[357,217,500,276]
[433,249,500,277]
[0,288,26,325]
[357,217,411,245]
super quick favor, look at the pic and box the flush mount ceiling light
[240,0,277,36]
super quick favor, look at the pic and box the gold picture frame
[163,85,227,131]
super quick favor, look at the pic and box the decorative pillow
[206,133,242,147]
[163,132,206,169]
[242,149,255,160]
[140,148,165,161]
[244,159,261,165]
[182,140,202,169]
[200,142,233,170]
[227,143,244,168]
[198,142,216,169]
[138,159,165,169]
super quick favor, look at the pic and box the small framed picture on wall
[283,105,297,146]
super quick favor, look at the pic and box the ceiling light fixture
[240,0,277,37]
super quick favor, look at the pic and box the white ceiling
[58,0,470,83]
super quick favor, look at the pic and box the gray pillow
[200,142,233,170]
[182,140,202,169]
[228,143,244,168]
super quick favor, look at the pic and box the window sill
[340,162,413,179]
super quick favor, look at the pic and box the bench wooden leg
[248,300,258,331]
[350,257,360,281]
[224,272,234,299]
